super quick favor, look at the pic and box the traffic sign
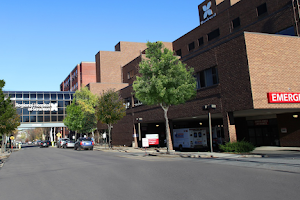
[10,136,15,140]
[56,133,61,137]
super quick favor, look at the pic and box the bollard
[51,141,54,147]
[19,143,21,149]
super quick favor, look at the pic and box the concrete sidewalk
[0,151,11,168]
[94,145,256,158]
[94,145,300,158]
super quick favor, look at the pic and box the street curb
[93,146,266,158]
[0,152,11,169]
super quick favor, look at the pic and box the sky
[1,0,204,91]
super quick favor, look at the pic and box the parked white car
[57,138,69,148]
[63,140,75,148]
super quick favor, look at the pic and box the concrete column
[222,112,237,143]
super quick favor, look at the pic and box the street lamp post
[203,104,216,153]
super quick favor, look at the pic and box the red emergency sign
[268,92,300,103]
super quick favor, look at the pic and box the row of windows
[72,82,78,91]
[176,3,269,56]
[7,93,73,100]
[124,97,143,109]
[123,67,219,105]
[21,115,65,123]
[64,70,78,89]
[15,100,71,107]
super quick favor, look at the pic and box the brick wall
[80,62,96,90]
[245,32,300,109]
[174,0,294,59]
[277,113,300,146]
[95,42,148,84]
[88,82,129,96]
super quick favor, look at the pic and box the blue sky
[1,0,204,91]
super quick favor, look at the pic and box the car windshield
[80,137,92,141]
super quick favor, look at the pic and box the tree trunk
[160,104,173,152]
[1,134,4,153]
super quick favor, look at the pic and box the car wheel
[77,146,81,151]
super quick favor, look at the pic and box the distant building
[60,62,96,92]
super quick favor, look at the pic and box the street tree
[0,79,20,152]
[95,89,126,147]
[63,87,97,139]
[132,41,196,152]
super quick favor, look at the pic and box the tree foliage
[63,87,97,137]
[0,80,20,136]
[95,89,126,146]
[0,79,20,152]
[133,42,196,151]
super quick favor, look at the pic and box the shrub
[219,140,255,153]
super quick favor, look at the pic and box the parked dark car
[74,137,94,150]
[40,140,50,148]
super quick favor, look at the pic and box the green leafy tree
[63,87,97,139]
[95,89,126,147]
[0,80,20,152]
[133,42,196,152]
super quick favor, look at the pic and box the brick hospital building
[62,0,300,147]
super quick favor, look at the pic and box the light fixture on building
[199,122,202,125]
[293,114,298,118]
[156,124,159,127]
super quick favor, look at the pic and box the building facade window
[134,97,143,107]
[232,17,240,29]
[176,49,182,56]
[188,42,195,51]
[127,70,134,79]
[276,26,296,36]
[124,97,132,109]
[195,66,219,89]
[208,29,220,41]
[198,37,204,46]
[257,3,267,16]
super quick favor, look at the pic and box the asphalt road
[0,147,299,200]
